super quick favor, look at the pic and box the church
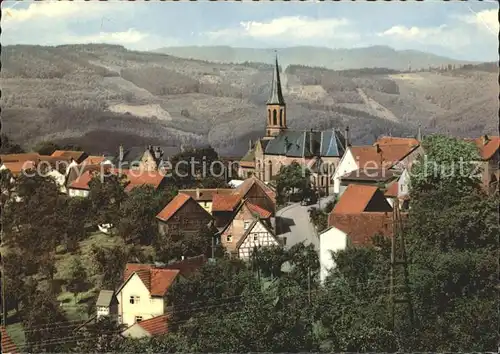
[238,55,347,195]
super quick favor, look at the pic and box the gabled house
[156,193,214,240]
[235,218,282,260]
[384,168,411,210]
[121,314,168,339]
[332,137,422,195]
[332,184,393,214]
[219,199,274,257]
[178,188,234,213]
[96,290,119,319]
[468,135,499,194]
[109,145,180,171]
[116,264,180,327]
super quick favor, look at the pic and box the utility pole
[389,198,414,330]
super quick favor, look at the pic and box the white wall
[319,227,348,284]
[332,149,357,194]
[238,220,278,260]
[47,170,67,193]
[117,274,164,327]
[398,169,410,198]
[68,188,89,198]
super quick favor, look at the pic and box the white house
[332,147,358,195]
[384,168,411,209]
[236,218,282,260]
[319,212,394,284]
[319,226,348,283]
[116,264,179,327]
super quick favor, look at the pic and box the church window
[279,109,283,126]
[268,110,271,124]
[273,109,277,125]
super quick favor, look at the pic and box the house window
[227,235,232,242]
[135,316,143,323]
[253,234,258,242]
[400,184,404,192]
[129,296,140,305]
[244,221,250,230]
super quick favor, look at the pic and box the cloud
[63,29,149,46]
[377,25,448,40]
[207,16,358,43]
[455,8,499,35]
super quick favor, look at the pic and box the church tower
[265,53,287,139]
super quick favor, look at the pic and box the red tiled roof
[470,135,499,160]
[329,212,395,246]
[212,194,242,212]
[1,326,18,354]
[166,255,208,277]
[341,168,396,182]
[246,201,272,219]
[350,143,418,170]
[375,136,420,147]
[1,161,36,176]
[239,161,255,168]
[156,193,191,221]
[179,188,233,202]
[123,264,179,297]
[0,153,40,163]
[235,175,276,201]
[51,150,86,161]
[138,314,169,336]
[384,180,399,197]
[333,184,392,214]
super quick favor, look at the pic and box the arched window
[279,109,283,126]
[273,109,277,125]
[268,110,271,124]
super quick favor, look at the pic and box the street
[276,195,335,252]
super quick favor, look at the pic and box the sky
[1,0,498,61]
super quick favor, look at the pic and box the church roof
[267,55,285,105]
[264,130,345,158]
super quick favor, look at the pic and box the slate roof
[264,130,345,158]
[267,55,285,105]
[96,290,115,307]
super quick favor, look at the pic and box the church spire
[267,52,285,105]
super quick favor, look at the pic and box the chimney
[482,134,490,145]
[196,188,200,199]
[119,145,124,162]
[249,139,253,150]
[344,126,350,147]
[375,143,381,154]
[417,125,422,141]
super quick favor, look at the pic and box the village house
[67,168,167,198]
[51,150,88,164]
[332,136,422,195]
[218,199,276,258]
[319,184,395,283]
[384,168,411,209]
[468,135,499,194]
[106,145,181,171]
[156,193,214,241]
[238,55,347,195]
[178,188,235,213]
[115,264,180,327]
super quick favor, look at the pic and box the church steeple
[267,54,285,105]
[265,52,287,139]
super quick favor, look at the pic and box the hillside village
[0,54,499,353]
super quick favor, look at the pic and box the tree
[73,316,126,353]
[90,244,130,290]
[66,258,89,302]
[62,196,91,252]
[88,172,127,233]
[169,146,221,188]
[22,289,72,352]
[0,134,24,153]
[118,185,176,244]
[33,140,61,155]
[276,162,311,203]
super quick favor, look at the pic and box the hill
[153,45,477,71]
[1,44,497,157]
